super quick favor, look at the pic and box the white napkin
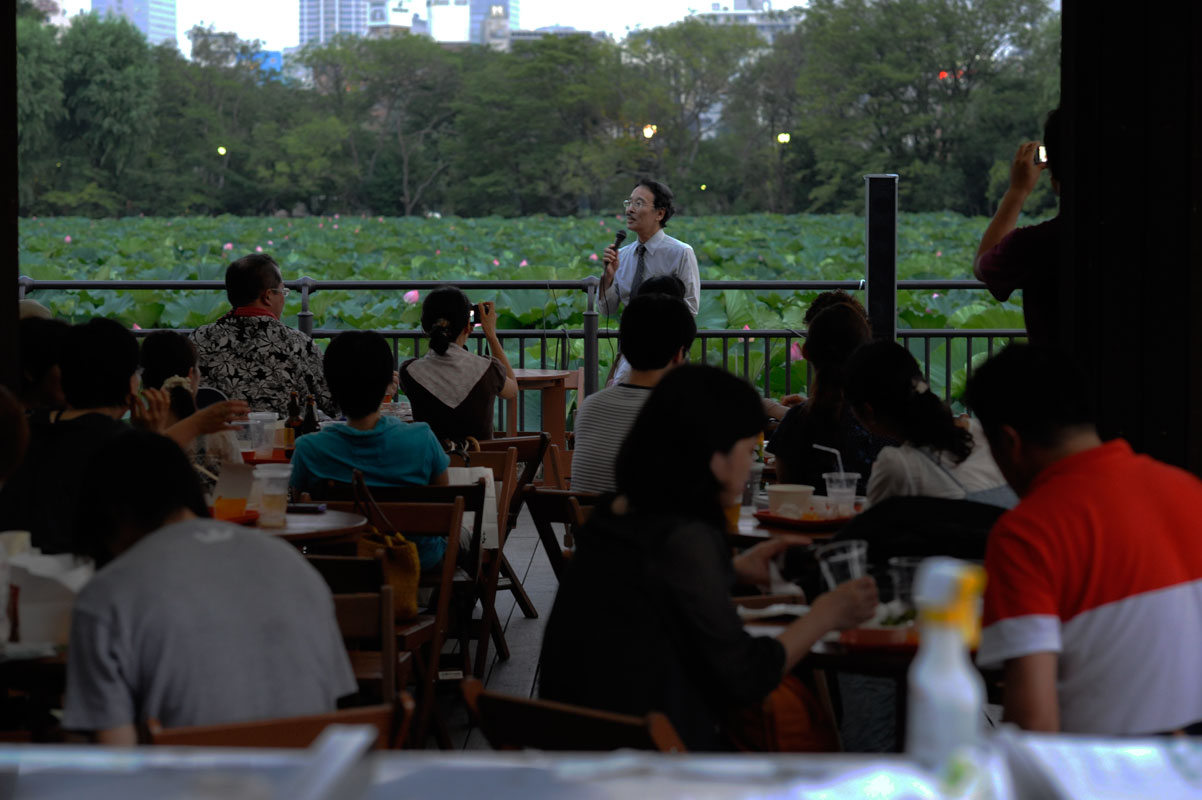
[9,550,94,645]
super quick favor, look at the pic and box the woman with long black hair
[539,365,877,750]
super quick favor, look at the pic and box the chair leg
[500,553,538,619]
[490,610,510,661]
[473,548,508,678]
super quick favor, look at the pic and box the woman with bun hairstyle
[844,340,1016,509]
[140,330,243,490]
[399,287,518,443]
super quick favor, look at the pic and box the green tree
[17,16,65,207]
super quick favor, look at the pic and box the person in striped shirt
[571,293,696,495]
[966,345,1202,735]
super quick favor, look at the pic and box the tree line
[16,0,1060,219]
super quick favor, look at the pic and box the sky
[59,0,715,56]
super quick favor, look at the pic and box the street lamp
[643,124,658,139]
[217,146,228,155]
[776,132,791,144]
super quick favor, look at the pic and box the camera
[470,303,482,324]
[1035,145,1048,164]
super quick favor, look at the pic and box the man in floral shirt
[192,254,336,417]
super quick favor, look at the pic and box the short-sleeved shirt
[399,355,506,442]
[539,502,785,751]
[570,384,653,494]
[977,440,1202,734]
[0,411,127,554]
[866,418,1013,507]
[191,314,337,417]
[766,402,895,496]
[64,517,357,732]
[975,215,1061,346]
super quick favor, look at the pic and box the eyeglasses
[622,199,651,210]
[271,287,292,297]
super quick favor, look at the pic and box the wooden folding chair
[310,499,465,749]
[523,486,599,582]
[448,447,519,678]
[147,697,414,750]
[461,678,686,752]
[545,443,573,489]
[477,434,549,621]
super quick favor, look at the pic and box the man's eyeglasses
[271,287,292,297]
[622,199,651,210]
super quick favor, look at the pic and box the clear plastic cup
[254,464,291,528]
[888,556,924,608]
[248,411,277,458]
[822,471,861,517]
[815,539,869,591]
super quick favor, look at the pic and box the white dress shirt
[599,228,700,315]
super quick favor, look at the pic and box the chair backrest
[545,443,573,489]
[461,679,686,753]
[478,433,549,531]
[147,697,413,750]
[334,589,397,701]
[523,486,598,581]
[449,448,518,550]
[307,555,385,595]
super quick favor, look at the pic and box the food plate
[753,510,852,530]
[736,603,810,622]
[839,627,919,650]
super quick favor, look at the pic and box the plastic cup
[822,472,861,517]
[767,484,814,518]
[254,464,291,528]
[888,556,924,608]
[815,539,868,591]
[248,411,277,458]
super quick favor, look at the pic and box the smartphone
[1035,145,1048,164]
[286,503,327,514]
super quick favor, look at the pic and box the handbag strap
[351,469,401,538]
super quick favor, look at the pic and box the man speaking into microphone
[599,179,700,316]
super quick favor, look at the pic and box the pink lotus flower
[255,246,263,252]
[132,323,141,330]
[599,220,606,225]
[935,250,942,257]
[63,235,72,243]
[932,293,942,299]
[354,228,360,234]
[267,240,273,245]
[31,215,36,220]
[435,249,441,255]
[223,242,233,250]
[333,224,339,229]
[377,217,384,223]
[334,214,340,219]
[790,342,803,362]
[520,259,528,267]
[492,259,500,266]
[404,290,420,304]
[268,227,273,232]
[287,222,292,227]
[318,223,324,228]
[589,253,599,261]
[284,235,289,240]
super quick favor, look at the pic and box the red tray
[839,627,919,650]
[210,509,260,526]
[753,510,852,531]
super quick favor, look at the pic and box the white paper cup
[767,484,815,518]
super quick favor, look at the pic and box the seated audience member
[18,316,69,414]
[540,365,877,751]
[64,429,356,744]
[572,293,696,494]
[966,345,1202,735]
[606,274,691,388]
[767,302,895,495]
[0,319,247,553]
[845,341,1016,509]
[191,254,336,416]
[141,330,243,492]
[399,287,517,443]
[974,109,1062,347]
[291,331,450,568]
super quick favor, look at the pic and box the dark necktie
[631,244,648,298]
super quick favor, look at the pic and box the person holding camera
[399,286,518,443]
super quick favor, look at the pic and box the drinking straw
[812,443,845,475]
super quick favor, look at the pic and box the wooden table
[508,369,573,471]
[260,509,368,545]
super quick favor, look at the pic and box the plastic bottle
[905,556,987,774]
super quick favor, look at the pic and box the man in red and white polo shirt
[965,345,1202,735]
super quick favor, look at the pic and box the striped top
[977,440,1202,734]
[570,384,653,494]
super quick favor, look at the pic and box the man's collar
[637,228,667,251]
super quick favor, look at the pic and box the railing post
[297,276,315,336]
[17,276,32,300]
[582,277,599,398]
[864,174,898,342]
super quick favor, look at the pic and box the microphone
[612,230,627,251]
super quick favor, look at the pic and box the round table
[258,509,368,544]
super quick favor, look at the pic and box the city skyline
[58,0,718,55]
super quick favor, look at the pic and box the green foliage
[16,6,1061,219]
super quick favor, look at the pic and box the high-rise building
[91,0,176,46]
[366,0,413,37]
[469,0,518,45]
[299,0,369,47]
[427,0,470,43]
[694,0,800,45]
